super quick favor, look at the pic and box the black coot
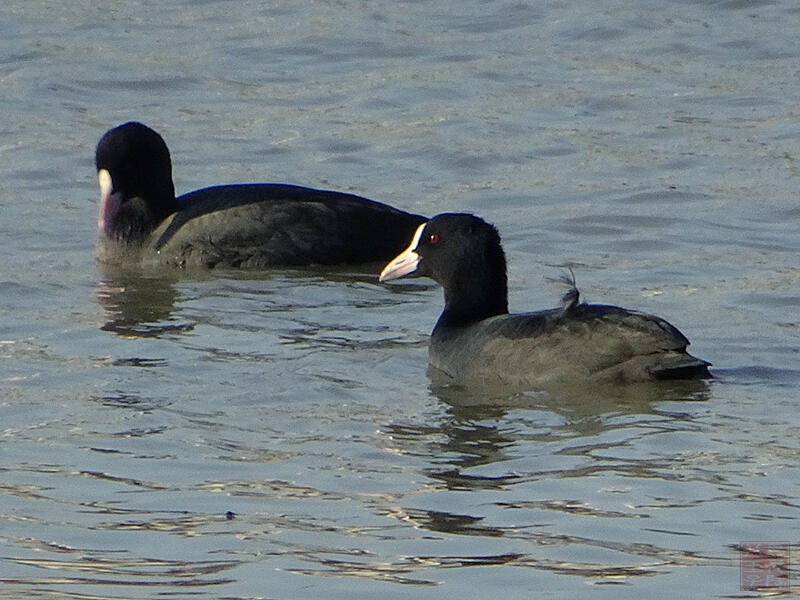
[380,213,710,386]
[95,122,426,268]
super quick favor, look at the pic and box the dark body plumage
[95,122,426,269]
[380,213,710,387]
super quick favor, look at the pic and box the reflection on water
[384,378,712,492]
[429,367,712,410]
[4,555,239,589]
[94,263,411,341]
[5,258,764,598]
[96,267,192,338]
[0,366,771,597]
[352,379,741,587]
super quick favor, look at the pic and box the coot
[380,213,710,386]
[95,122,426,268]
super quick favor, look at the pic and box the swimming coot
[380,213,710,386]
[95,122,426,268]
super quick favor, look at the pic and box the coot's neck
[104,188,178,247]
[435,252,509,330]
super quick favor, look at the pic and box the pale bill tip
[379,250,420,282]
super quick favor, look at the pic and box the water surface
[1,1,799,598]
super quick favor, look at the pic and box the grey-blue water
[2,1,799,598]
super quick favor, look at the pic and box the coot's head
[380,213,509,325]
[95,122,177,242]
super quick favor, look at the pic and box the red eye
[429,233,439,244]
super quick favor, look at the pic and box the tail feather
[653,353,711,380]
[548,267,580,314]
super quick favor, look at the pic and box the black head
[380,213,509,326]
[95,122,178,240]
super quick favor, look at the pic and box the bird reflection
[384,376,710,495]
[95,265,193,338]
[95,263,394,339]
[379,506,522,538]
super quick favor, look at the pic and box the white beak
[97,169,115,231]
[379,222,427,282]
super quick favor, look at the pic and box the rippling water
[1,1,799,598]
